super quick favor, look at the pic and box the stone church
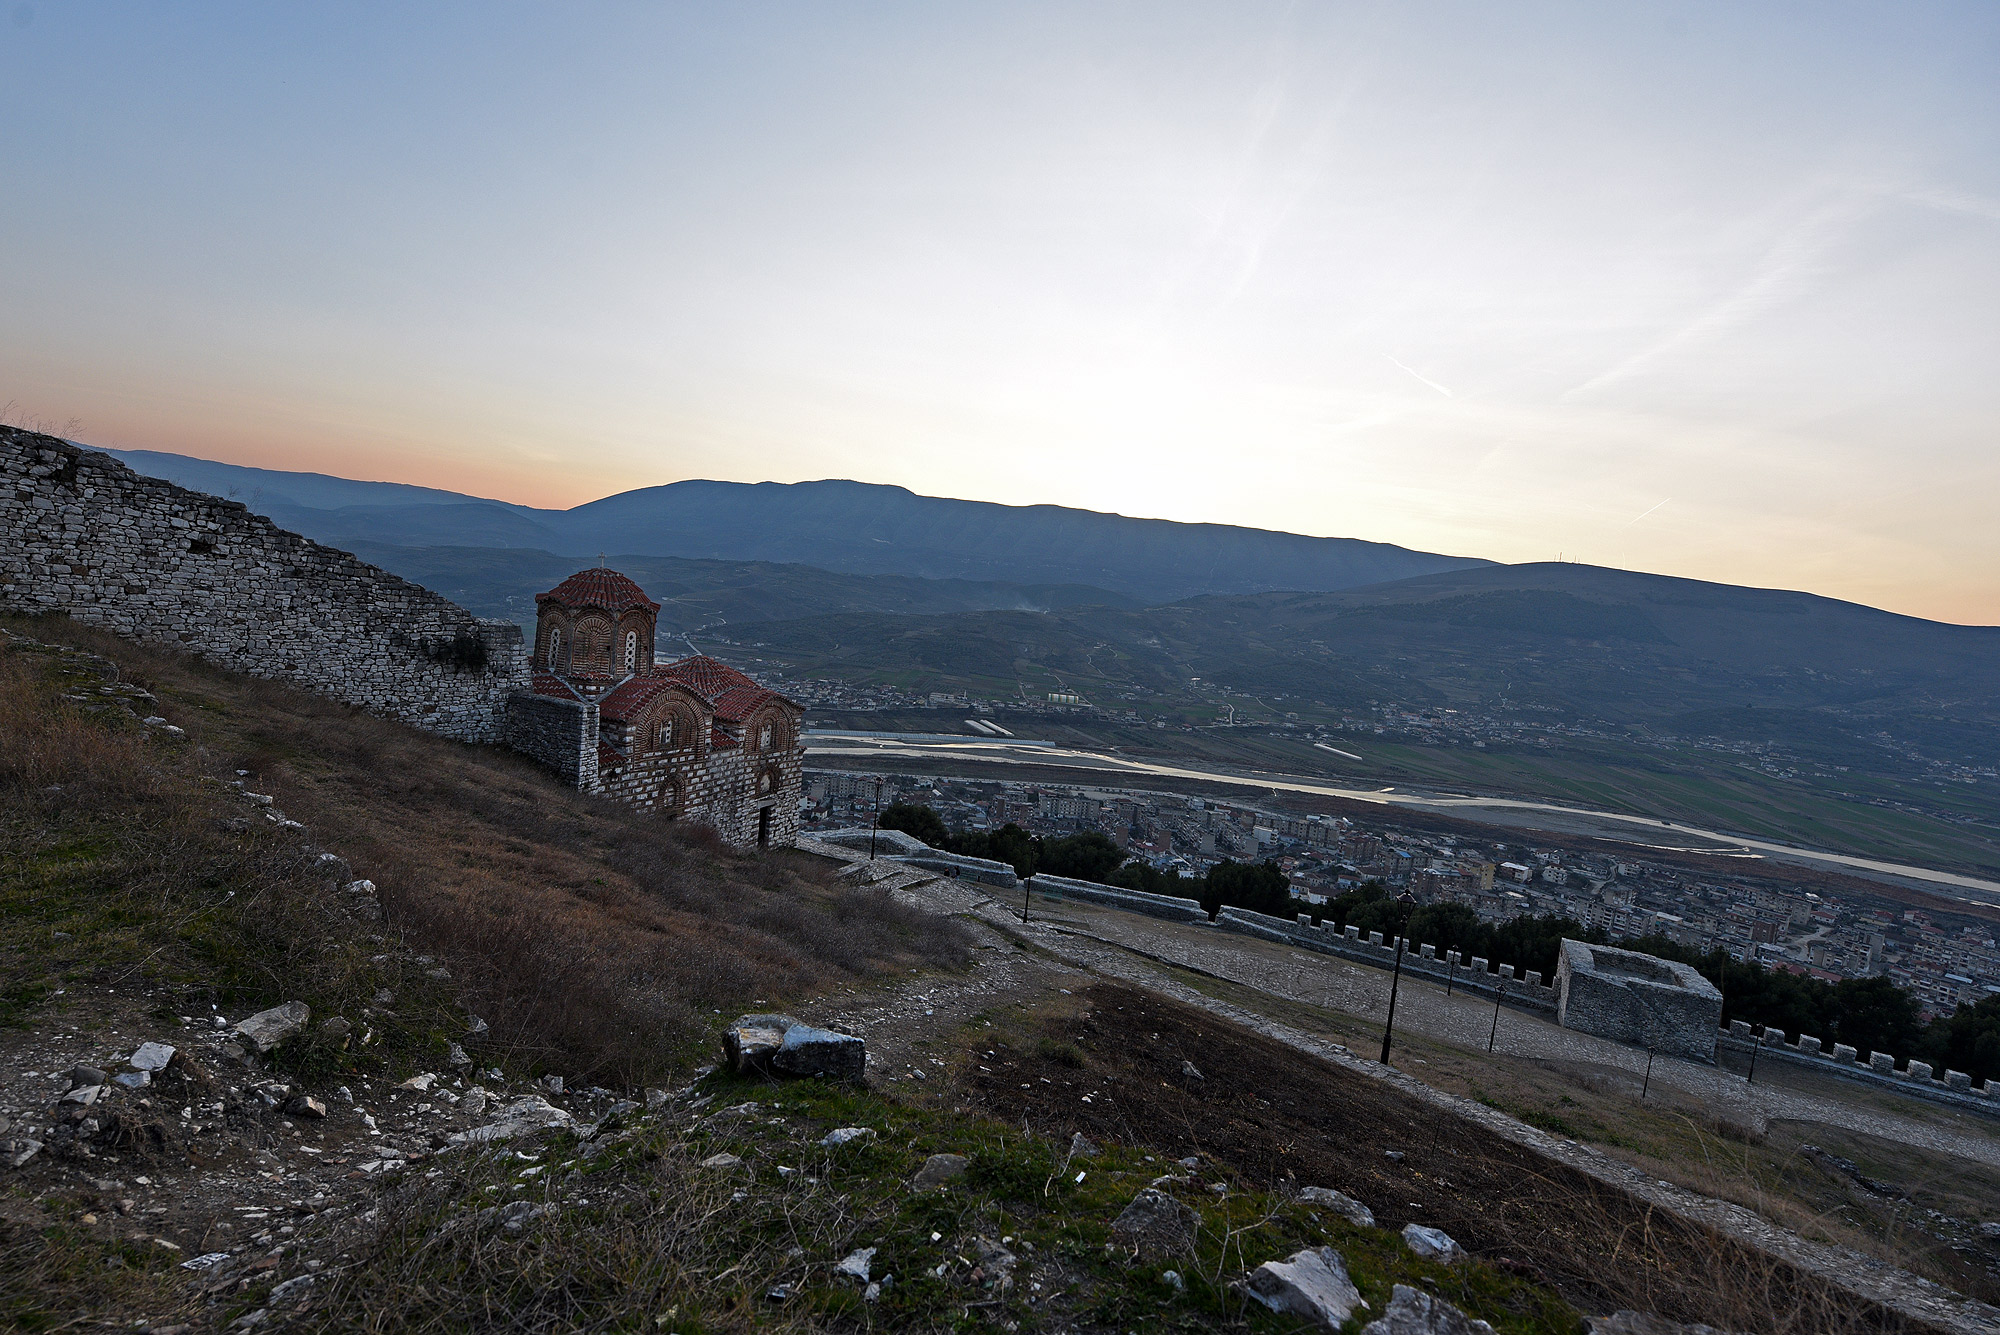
[504,565,805,849]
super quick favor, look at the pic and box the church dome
[535,567,661,616]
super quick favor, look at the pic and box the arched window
[547,628,562,668]
[656,716,674,750]
[758,771,772,794]
[624,630,638,670]
[759,722,774,751]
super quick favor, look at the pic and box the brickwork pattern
[1,430,529,741]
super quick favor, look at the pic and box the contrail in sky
[1387,355,1453,398]
[1619,498,1671,529]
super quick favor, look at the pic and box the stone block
[1445,950,1460,965]
[1523,971,1541,987]
[1730,1020,1753,1039]
[1419,944,1435,959]
[1469,957,1488,974]
[1907,1061,1933,1082]
[1760,1026,1786,1046]
[1368,931,1384,948]
[1830,1043,1857,1064]
[1298,913,1313,928]
[1499,964,1515,980]
[1946,1070,1971,1091]
[1553,939,1721,1062]
[1344,925,1361,941]
[1869,1051,1895,1073]
[1798,1036,1821,1056]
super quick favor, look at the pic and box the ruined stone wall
[1,429,530,741]
[505,694,599,789]
[1554,940,1721,1062]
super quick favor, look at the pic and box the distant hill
[105,449,1487,603]
[731,561,2000,766]
[336,542,1142,634]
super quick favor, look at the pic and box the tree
[1920,993,2000,1084]
[878,801,948,848]
[1200,859,1291,918]
[984,823,1038,879]
[1831,976,1921,1063]
[1038,831,1125,882]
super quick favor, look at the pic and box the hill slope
[106,448,1488,602]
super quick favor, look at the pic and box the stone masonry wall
[2,429,529,740]
[505,694,599,789]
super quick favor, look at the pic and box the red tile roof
[536,567,661,616]
[597,742,625,772]
[709,727,739,749]
[711,682,783,723]
[531,672,582,700]
[598,676,678,722]
[658,655,759,699]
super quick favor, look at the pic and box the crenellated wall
[2,429,529,741]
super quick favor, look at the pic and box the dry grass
[1,613,970,1086]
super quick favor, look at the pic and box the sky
[3,4,1998,624]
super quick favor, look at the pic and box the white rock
[127,1042,177,1072]
[1245,1246,1366,1331]
[1361,1284,1496,1334]
[702,1152,743,1169]
[1400,1224,1465,1262]
[1298,1186,1375,1227]
[61,1085,103,1106]
[235,1002,310,1054]
[398,1073,436,1092]
[834,1246,876,1282]
[821,1126,876,1148]
[452,1095,574,1144]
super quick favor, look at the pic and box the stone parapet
[1030,875,1207,923]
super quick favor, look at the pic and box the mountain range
[109,449,1484,605]
[102,446,2000,787]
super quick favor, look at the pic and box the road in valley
[805,730,2000,907]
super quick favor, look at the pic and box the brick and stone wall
[1,429,529,740]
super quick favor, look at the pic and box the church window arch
[547,627,563,669]
[625,630,638,671]
[758,721,773,751]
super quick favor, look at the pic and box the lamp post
[1378,892,1416,1067]
[869,778,884,860]
[1488,972,1505,1053]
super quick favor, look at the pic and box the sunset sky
[3,3,1997,623]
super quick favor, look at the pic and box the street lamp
[1378,891,1417,1067]
[869,777,884,860]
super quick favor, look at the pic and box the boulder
[1401,1224,1464,1262]
[234,1002,310,1054]
[1110,1187,1198,1258]
[453,1095,575,1144]
[724,1013,866,1081]
[1362,1285,1496,1334]
[1297,1186,1375,1227]
[821,1127,876,1148]
[127,1043,177,1073]
[911,1153,969,1190]
[66,1066,109,1091]
[3,1138,42,1169]
[1069,1131,1099,1159]
[286,1096,328,1120]
[1244,1246,1365,1331]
